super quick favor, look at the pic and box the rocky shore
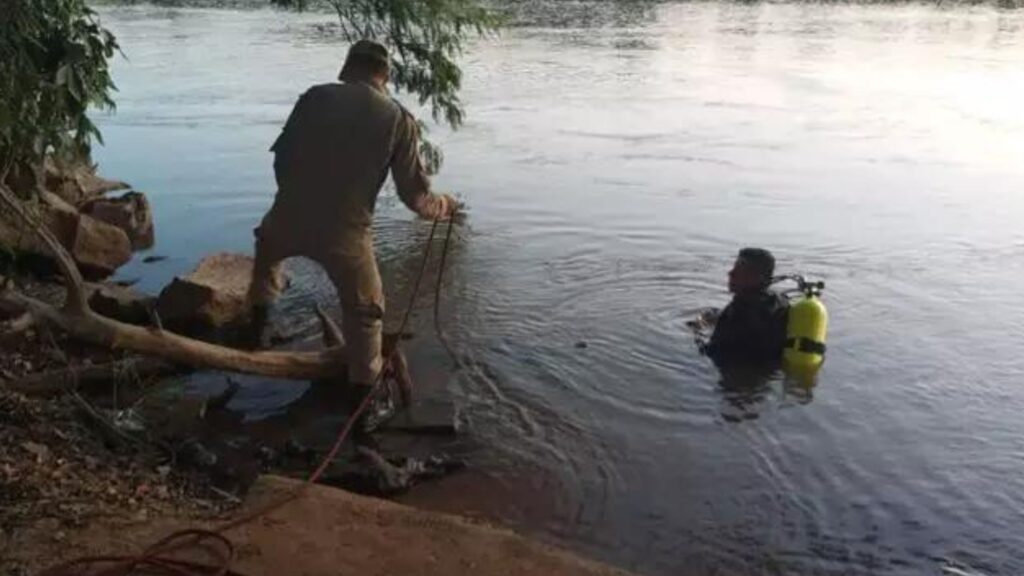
[1,165,628,575]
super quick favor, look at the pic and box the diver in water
[697,247,790,368]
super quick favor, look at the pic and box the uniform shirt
[266,80,445,240]
[705,290,789,367]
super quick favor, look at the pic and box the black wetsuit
[705,290,789,367]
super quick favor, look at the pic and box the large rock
[48,206,133,278]
[43,157,129,206]
[0,192,132,278]
[86,282,156,325]
[82,192,155,250]
[156,253,273,331]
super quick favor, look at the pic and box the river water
[92,2,1024,575]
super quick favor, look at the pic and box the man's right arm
[271,89,313,155]
[390,109,454,220]
[271,89,316,186]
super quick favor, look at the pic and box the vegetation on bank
[0,0,119,192]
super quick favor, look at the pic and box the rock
[86,282,156,325]
[82,192,155,250]
[180,440,219,469]
[40,193,131,276]
[0,191,132,278]
[321,450,466,497]
[156,253,279,331]
[255,446,280,469]
[59,212,133,277]
[43,157,129,206]
[383,396,459,437]
[76,173,130,204]
[283,439,317,464]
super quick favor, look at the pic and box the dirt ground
[14,475,632,576]
[0,387,237,575]
[0,374,630,576]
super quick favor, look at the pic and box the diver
[695,248,790,368]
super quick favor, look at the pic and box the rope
[433,215,459,366]
[39,216,455,576]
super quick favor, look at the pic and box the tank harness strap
[786,337,826,356]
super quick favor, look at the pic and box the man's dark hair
[339,40,390,82]
[738,247,776,283]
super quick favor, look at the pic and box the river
[92,2,1024,575]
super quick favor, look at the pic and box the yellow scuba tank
[780,277,828,376]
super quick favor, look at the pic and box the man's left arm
[390,108,455,220]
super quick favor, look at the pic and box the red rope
[39,218,452,576]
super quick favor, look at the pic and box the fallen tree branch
[0,179,87,312]
[315,304,345,347]
[0,311,34,335]
[0,288,349,379]
[69,390,144,448]
[3,357,180,397]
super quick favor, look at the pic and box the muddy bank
[0,386,237,575]
[12,475,632,576]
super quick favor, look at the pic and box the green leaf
[1,0,119,170]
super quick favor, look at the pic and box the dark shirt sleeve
[271,89,313,154]
[271,89,314,187]
[390,108,446,219]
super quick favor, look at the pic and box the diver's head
[728,247,775,294]
[339,40,390,90]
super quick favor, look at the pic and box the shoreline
[0,290,618,573]
[0,178,613,573]
[8,474,632,576]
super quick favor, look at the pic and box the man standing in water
[247,40,458,406]
[700,248,789,367]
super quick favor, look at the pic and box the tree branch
[315,303,344,348]
[4,357,178,397]
[0,287,348,379]
[0,180,88,312]
[0,311,34,334]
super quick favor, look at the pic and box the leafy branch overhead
[0,0,119,174]
[272,0,498,129]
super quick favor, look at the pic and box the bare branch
[315,303,345,348]
[0,284,348,380]
[0,180,88,312]
[4,357,177,397]
[0,312,34,335]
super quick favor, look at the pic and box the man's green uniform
[249,44,452,385]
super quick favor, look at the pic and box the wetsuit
[705,290,789,367]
